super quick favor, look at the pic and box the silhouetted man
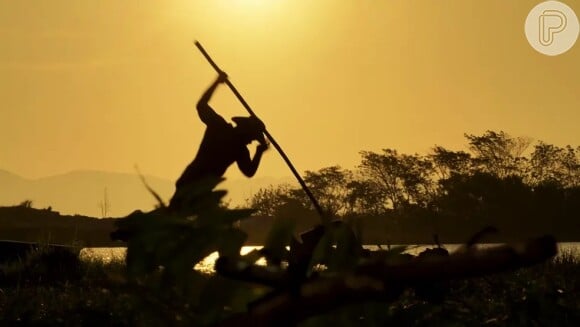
[169,72,269,211]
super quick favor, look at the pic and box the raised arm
[197,72,228,125]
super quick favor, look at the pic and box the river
[79,242,580,274]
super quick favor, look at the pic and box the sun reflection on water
[79,246,267,274]
[80,243,579,274]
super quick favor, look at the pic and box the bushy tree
[344,178,387,215]
[302,165,353,216]
[464,130,531,178]
[244,130,579,242]
[358,149,437,209]
[429,146,473,179]
[247,166,355,218]
[245,184,296,217]
[530,142,580,187]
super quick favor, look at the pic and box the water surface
[80,242,580,274]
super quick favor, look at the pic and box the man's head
[232,116,266,144]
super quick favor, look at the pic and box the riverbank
[2,205,580,247]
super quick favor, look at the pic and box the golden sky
[1,0,579,182]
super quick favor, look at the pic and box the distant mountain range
[0,169,292,218]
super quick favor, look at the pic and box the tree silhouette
[464,130,531,178]
[358,149,436,210]
[302,166,352,217]
[429,146,473,179]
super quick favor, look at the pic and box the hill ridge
[0,169,291,217]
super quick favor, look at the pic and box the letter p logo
[525,1,579,56]
[539,10,567,46]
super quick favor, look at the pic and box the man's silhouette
[169,72,269,211]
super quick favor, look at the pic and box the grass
[304,250,580,326]
[0,248,578,326]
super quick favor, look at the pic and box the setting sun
[199,0,285,20]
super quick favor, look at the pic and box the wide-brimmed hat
[232,116,266,143]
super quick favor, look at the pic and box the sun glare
[215,0,283,17]
[229,0,276,9]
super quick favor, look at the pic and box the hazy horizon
[0,167,295,217]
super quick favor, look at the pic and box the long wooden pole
[194,41,327,222]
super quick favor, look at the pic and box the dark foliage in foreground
[0,175,567,326]
[0,249,577,326]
